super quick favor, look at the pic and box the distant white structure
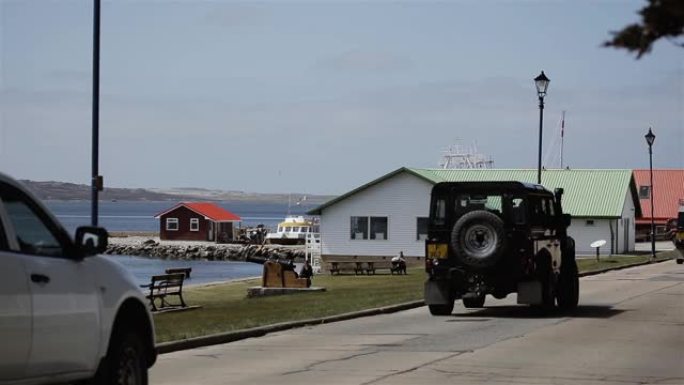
[438,142,494,169]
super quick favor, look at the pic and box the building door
[623,218,630,252]
[208,221,214,241]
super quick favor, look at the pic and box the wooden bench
[327,261,364,275]
[141,273,187,312]
[365,260,407,275]
[165,267,192,279]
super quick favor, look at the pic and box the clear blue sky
[1,0,682,195]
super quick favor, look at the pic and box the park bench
[364,260,407,275]
[327,261,364,275]
[141,273,187,312]
[165,267,192,279]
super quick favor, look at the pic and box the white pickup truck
[0,172,156,385]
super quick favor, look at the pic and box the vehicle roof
[432,181,554,195]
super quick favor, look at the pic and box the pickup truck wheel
[462,294,486,308]
[428,302,454,316]
[677,259,683,265]
[101,331,148,385]
[451,210,506,269]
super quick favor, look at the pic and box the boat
[265,215,319,245]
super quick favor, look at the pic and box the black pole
[91,0,101,226]
[537,96,544,184]
[649,145,656,260]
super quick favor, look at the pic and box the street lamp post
[534,71,550,185]
[645,128,656,261]
[91,0,102,226]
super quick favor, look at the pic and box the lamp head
[534,71,550,97]
[645,127,655,147]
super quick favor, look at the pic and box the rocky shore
[105,238,306,261]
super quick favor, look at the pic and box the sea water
[106,254,263,288]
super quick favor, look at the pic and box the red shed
[154,202,241,242]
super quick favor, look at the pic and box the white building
[308,168,640,263]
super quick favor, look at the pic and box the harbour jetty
[106,238,305,262]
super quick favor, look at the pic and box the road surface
[151,261,684,385]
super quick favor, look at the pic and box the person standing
[300,260,314,287]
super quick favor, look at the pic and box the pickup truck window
[2,193,64,257]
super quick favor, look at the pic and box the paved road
[151,261,684,385]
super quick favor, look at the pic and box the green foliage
[604,0,684,58]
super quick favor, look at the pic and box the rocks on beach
[105,236,305,261]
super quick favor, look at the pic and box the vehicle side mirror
[75,226,109,256]
[562,214,572,228]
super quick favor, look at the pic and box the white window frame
[166,217,179,231]
[190,218,200,232]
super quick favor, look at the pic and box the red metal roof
[633,169,684,222]
[154,202,241,222]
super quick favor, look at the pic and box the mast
[560,110,565,168]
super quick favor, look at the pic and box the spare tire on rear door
[451,210,506,269]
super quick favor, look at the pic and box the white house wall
[568,218,615,256]
[320,172,433,258]
[620,189,637,253]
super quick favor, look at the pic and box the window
[350,216,387,240]
[586,220,595,226]
[370,217,388,240]
[431,198,446,226]
[350,216,368,240]
[510,197,527,225]
[417,217,429,240]
[166,218,179,231]
[3,196,63,257]
[190,218,199,231]
[639,186,651,199]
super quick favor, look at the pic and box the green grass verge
[154,251,678,343]
[577,251,675,273]
[154,271,425,343]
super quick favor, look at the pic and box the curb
[157,257,675,355]
[578,256,671,277]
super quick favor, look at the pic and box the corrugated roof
[309,167,639,218]
[155,202,241,222]
[633,169,684,221]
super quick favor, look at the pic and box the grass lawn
[577,251,675,272]
[154,250,678,343]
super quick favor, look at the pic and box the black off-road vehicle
[424,181,579,315]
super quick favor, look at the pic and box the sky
[0,0,682,195]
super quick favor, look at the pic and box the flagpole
[560,110,565,168]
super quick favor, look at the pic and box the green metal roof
[308,167,640,218]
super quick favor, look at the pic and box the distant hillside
[19,180,335,205]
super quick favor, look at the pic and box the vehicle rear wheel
[428,302,454,316]
[557,237,579,311]
[462,294,486,308]
[677,259,684,265]
[536,252,556,310]
[95,330,148,385]
[451,210,506,269]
